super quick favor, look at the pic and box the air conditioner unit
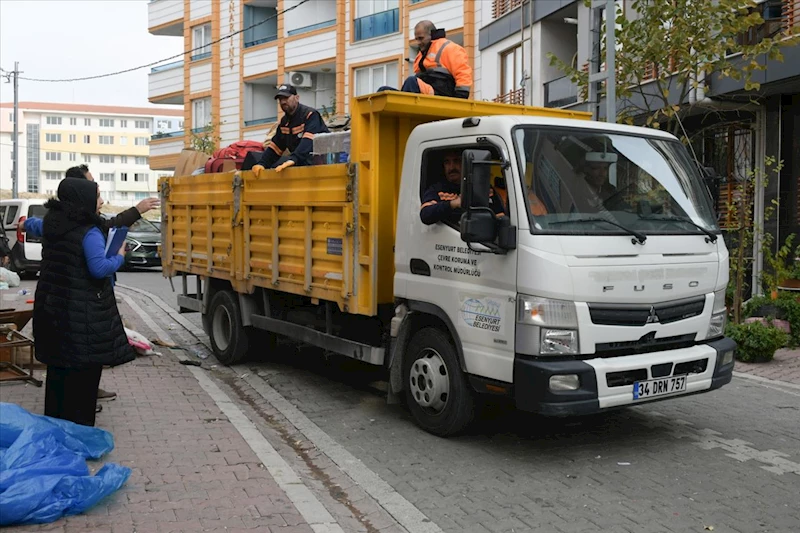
[288,71,313,88]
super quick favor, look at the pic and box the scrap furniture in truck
[160,92,735,436]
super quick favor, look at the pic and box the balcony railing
[354,8,399,42]
[287,19,335,37]
[783,0,799,33]
[245,35,277,48]
[151,130,184,141]
[150,60,184,73]
[544,76,578,108]
[244,117,277,127]
[494,88,525,105]
[492,0,524,20]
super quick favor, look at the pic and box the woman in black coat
[33,178,135,427]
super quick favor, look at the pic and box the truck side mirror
[460,149,498,245]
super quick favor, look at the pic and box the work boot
[97,388,117,401]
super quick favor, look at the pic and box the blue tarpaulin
[0,402,131,526]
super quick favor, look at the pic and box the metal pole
[12,61,20,199]
[604,0,616,123]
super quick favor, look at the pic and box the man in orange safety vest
[378,20,472,99]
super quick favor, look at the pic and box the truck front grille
[594,333,696,358]
[588,296,705,327]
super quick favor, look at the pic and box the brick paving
[734,349,800,385]
[0,309,314,532]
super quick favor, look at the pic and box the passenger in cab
[420,150,505,226]
[251,84,330,175]
[379,21,472,100]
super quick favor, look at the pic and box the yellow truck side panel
[162,92,591,318]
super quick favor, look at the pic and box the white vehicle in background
[0,198,47,279]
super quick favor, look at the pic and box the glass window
[513,127,719,236]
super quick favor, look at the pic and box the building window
[99,155,115,164]
[45,133,62,143]
[84,118,91,126]
[26,124,39,193]
[69,152,77,162]
[45,171,61,180]
[69,117,77,126]
[134,173,148,182]
[135,156,149,165]
[157,120,173,130]
[135,120,151,129]
[501,45,523,96]
[121,155,128,164]
[354,0,399,42]
[119,191,129,199]
[45,152,61,161]
[354,61,398,97]
[244,5,278,47]
[99,135,114,145]
[192,97,212,131]
[120,136,128,146]
[69,134,77,143]
[8,113,12,122]
[100,173,115,182]
[135,192,149,200]
[192,23,212,60]
[84,135,91,143]
[82,154,92,163]
[120,119,128,128]
[100,118,115,127]
[46,116,62,125]
[134,137,149,146]
[120,173,128,182]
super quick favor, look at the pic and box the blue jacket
[24,218,124,281]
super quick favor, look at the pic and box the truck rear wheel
[207,290,250,365]
[403,327,474,437]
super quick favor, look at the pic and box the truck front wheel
[403,327,474,437]
[207,290,250,365]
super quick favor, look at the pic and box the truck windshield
[512,127,719,237]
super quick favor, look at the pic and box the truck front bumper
[513,337,736,416]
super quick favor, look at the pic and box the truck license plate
[633,375,687,400]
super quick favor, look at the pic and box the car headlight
[518,295,579,355]
[707,289,727,339]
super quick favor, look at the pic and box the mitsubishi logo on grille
[645,306,659,324]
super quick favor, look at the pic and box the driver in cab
[420,150,506,225]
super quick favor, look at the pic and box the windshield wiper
[638,214,718,243]
[550,217,647,245]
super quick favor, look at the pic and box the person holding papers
[31,178,134,427]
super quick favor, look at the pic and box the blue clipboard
[104,227,129,258]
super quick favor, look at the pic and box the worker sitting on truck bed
[251,84,330,175]
[378,21,472,99]
[420,150,505,226]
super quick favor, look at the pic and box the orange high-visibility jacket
[413,38,472,98]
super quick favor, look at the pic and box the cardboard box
[174,149,211,177]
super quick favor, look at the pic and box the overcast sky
[0,0,183,109]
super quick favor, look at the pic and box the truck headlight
[707,289,727,339]
[518,295,579,355]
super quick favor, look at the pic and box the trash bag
[0,267,20,287]
[0,403,131,526]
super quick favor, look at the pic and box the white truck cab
[391,115,735,434]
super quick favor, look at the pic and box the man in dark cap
[251,83,330,176]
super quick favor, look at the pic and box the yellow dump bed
[160,92,590,317]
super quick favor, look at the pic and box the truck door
[401,137,518,385]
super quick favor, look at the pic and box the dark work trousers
[44,365,103,426]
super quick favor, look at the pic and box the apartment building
[0,102,184,206]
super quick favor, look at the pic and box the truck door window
[419,145,509,229]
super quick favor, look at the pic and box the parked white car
[0,198,47,279]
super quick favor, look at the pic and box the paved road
[119,269,800,533]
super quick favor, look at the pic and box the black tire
[403,327,474,437]
[207,290,251,365]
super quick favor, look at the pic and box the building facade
[148,0,575,169]
[0,102,184,206]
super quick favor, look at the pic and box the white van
[0,198,47,278]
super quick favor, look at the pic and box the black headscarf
[43,178,103,238]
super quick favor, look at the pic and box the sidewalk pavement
[1,305,317,532]
[734,348,800,385]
